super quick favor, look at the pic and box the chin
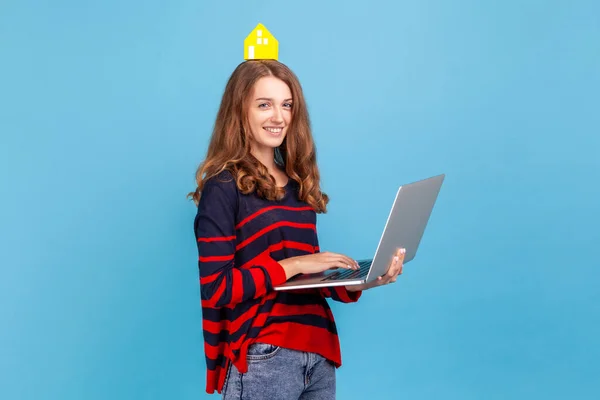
[261,135,286,148]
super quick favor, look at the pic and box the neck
[251,147,277,171]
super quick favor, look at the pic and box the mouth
[263,127,284,136]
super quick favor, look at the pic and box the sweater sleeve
[319,286,362,303]
[194,177,287,309]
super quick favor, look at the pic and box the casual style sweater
[194,170,361,394]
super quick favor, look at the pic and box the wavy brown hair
[189,60,329,213]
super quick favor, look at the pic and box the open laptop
[274,174,445,291]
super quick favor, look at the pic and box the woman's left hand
[346,247,405,292]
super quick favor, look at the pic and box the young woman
[190,59,405,399]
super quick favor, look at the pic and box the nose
[270,106,284,124]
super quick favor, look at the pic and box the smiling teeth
[265,128,282,133]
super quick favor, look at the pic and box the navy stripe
[269,247,314,261]
[203,316,254,346]
[201,297,278,323]
[235,225,317,262]
[206,353,228,370]
[265,314,338,335]
[237,207,316,233]
[276,291,327,307]
[198,259,235,279]
[197,242,236,258]
[237,224,316,243]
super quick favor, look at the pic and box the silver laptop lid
[366,174,445,282]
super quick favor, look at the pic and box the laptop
[274,174,445,291]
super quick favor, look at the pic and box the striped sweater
[194,170,362,394]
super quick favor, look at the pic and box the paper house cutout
[244,23,279,60]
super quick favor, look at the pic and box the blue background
[1,0,599,398]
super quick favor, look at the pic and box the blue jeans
[222,343,336,399]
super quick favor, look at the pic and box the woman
[190,59,404,399]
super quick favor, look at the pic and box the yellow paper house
[244,23,279,60]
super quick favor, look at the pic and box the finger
[398,248,406,262]
[341,255,359,270]
[383,269,396,283]
[336,256,357,270]
[333,261,355,270]
[377,276,389,287]
[389,265,403,278]
[321,260,353,272]
[390,248,406,276]
[331,253,359,270]
[393,256,405,275]
[378,273,392,284]
[342,255,359,270]
[386,255,401,277]
[397,248,406,275]
[345,257,359,270]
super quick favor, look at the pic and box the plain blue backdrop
[1,0,599,399]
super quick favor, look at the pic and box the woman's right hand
[279,252,359,280]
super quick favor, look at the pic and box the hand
[346,247,405,292]
[279,252,359,280]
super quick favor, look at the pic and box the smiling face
[246,76,293,158]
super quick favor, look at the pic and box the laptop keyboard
[321,260,372,281]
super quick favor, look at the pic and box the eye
[258,103,270,109]
[283,102,293,109]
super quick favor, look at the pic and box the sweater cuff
[260,254,288,287]
[333,286,362,303]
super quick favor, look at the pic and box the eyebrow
[254,97,293,102]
